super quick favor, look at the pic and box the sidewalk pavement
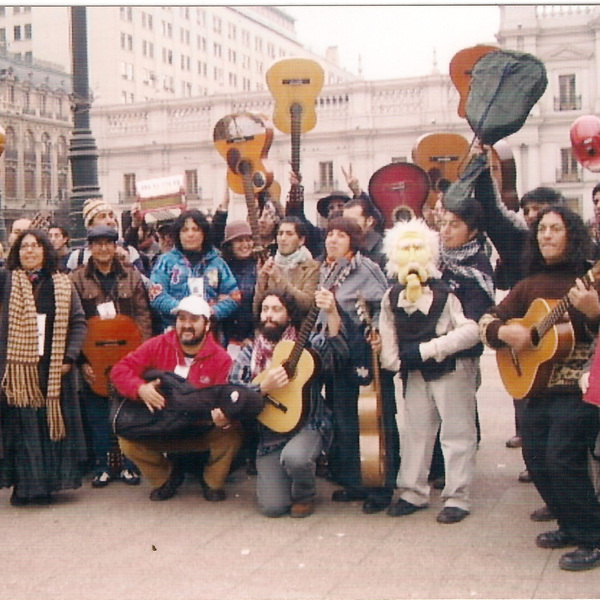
[1,350,599,600]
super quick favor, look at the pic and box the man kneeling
[110,296,241,501]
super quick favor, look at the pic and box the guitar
[355,294,386,488]
[449,44,498,118]
[213,112,274,261]
[412,133,471,208]
[368,162,430,227]
[496,260,600,399]
[266,58,324,209]
[82,314,143,397]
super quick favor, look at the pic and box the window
[120,62,134,80]
[185,169,198,195]
[0,28,5,42]
[558,147,581,182]
[197,61,207,77]
[319,161,334,192]
[121,33,133,51]
[120,7,132,21]
[13,6,20,14]
[13,25,21,41]
[229,72,237,87]
[39,93,47,115]
[213,42,221,58]
[391,156,407,163]
[124,173,136,199]
[242,55,250,69]
[24,23,32,39]
[228,49,236,63]
[213,15,221,33]
[147,14,153,30]
[228,23,236,40]
[556,74,580,111]
[242,30,250,47]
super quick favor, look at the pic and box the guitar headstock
[355,293,374,335]
[30,210,52,231]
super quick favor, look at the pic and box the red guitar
[368,163,430,227]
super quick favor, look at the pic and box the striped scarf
[1,270,72,441]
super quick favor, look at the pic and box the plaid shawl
[1,270,72,441]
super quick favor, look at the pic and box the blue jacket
[149,247,241,331]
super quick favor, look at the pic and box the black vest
[388,280,456,383]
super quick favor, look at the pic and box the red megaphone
[570,115,600,172]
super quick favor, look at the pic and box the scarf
[250,326,298,379]
[1,270,72,441]
[274,245,313,272]
[439,238,495,302]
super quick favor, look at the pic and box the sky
[280,5,501,81]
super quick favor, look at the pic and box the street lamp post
[68,6,102,244]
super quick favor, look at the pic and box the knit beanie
[82,198,113,228]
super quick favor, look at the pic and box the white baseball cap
[171,296,211,319]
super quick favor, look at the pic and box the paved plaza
[1,350,599,600]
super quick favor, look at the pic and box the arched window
[24,129,36,199]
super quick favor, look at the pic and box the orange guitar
[449,44,499,118]
[83,314,143,397]
[497,261,600,399]
[355,294,386,488]
[266,58,324,205]
[213,112,274,261]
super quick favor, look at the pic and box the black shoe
[10,491,29,507]
[149,466,185,501]
[362,498,389,514]
[30,494,53,506]
[559,547,600,571]
[518,469,533,483]
[387,498,426,517]
[91,470,114,488]
[119,469,141,486]
[536,529,576,549]
[436,506,469,524]
[530,505,555,522]
[200,478,226,502]
[331,488,367,502]
[505,435,522,448]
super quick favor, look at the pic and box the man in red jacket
[111,296,242,502]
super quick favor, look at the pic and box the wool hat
[87,225,119,243]
[82,198,114,228]
[171,296,211,320]
[223,220,253,245]
[316,191,351,218]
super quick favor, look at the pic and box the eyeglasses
[90,240,116,248]
[20,242,42,250]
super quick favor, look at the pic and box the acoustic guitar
[355,294,386,488]
[496,260,600,399]
[253,263,344,433]
[83,314,143,397]
[266,58,324,208]
[449,44,498,118]
[213,112,274,261]
[368,162,430,227]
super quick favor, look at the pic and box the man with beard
[110,296,242,502]
[376,218,481,524]
[229,290,349,518]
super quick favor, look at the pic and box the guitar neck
[290,102,303,179]
[239,160,268,260]
[284,304,320,377]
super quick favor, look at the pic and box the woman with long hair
[0,229,87,506]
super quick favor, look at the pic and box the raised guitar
[82,314,143,397]
[368,162,430,227]
[355,293,386,488]
[449,44,498,118]
[496,260,600,399]
[213,112,274,261]
[266,58,324,208]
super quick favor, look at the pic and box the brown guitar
[412,133,471,208]
[82,314,143,397]
[213,112,274,261]
[449,44,499,118]
[496,261,600,399]
[355,294,386,488]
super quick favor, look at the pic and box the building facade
[0,48,72,231]
[88,5,600,225]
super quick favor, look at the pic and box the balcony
[556,168,582,183]
[554,95,582,111]
[313,179,339,194]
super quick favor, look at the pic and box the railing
[554,95,582,111]
[556,168,582,183]
[313,179,339,194]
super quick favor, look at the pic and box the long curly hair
[527,205,591,275]
[6,229,58,273]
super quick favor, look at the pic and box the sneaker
[437,506,469,524]
[92,471,114,488]
[149,466,184,501]
[120,469,141,486]
[535,529,576,549]
[530,505,555,522]
[559,547,600,571]
[200,478,226,502]
[290,499,315,518]
[387,498,426,517]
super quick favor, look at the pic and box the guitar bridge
[265,395,288,413]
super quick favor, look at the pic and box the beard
[258,320,289,343]
[177,327,207,348]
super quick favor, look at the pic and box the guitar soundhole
[253,172,265,188]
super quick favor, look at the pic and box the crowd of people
[0,149,600,572]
